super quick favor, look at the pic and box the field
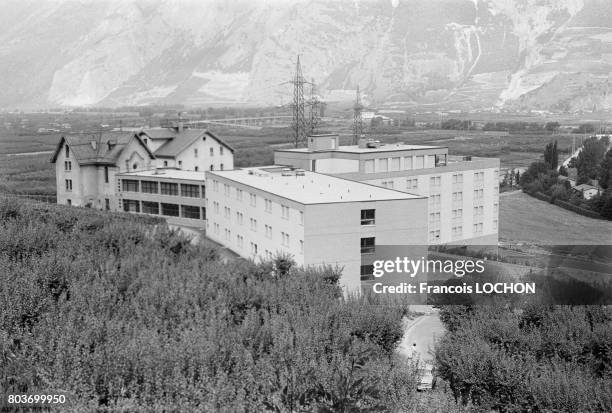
[500,191,612,244]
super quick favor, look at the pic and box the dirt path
[397,307,445,363]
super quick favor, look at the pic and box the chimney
[178,121,184,133]
[358,138,367,148]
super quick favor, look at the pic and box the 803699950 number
[7,394,66,404]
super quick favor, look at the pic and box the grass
[0,153,56,196]
[500,191,612,244]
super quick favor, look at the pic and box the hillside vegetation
[0,197,425,412]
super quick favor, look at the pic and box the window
[360,265,374,281]
[494,203,498,214]
[224,206,231,219]
[452,208,463,219]
[250,242,258,255]
[360,237,375,254]
[473,222,483,234]
[391,157,400,171]
[163,161,168,167]
[406,178,418,190]
[224,184,230,197]
[210,148,214,156]
[429,230,440,242]
[65,179,73,192]
[66,199,71,206]
[181,205,200,219]
[237,235,244,249]
[195,166,199,171]
[141,181,158,194]
[142,201,159,214]
[265,224,272,238]
[194,148,198,158]
[210,165,214,171]
[364,159,374,173]
[415,156,424,169]
[361,209,375,225]
[473,188,484,201]
[281,232,290,247]
[236,189,243,201]
[160,182,178,196]
[428,212,441,225]
[452,173,463,184]
[104,198,110,211]
[299,240,304,254]
[181,184,199,198]
[225,228,231,241]
[178,160,182,168]
[220,146,224,155]
[404,156,413,170]
[104,166,109,183]
[213,201,219,214]
[122,179,138,192]
[265,198,272,213]
[382,180,394,189]
[426,155,436,168]
[201,186,206,198]
[236,212,244,225]
[201,207,206,220]
[378,158,388,172]
[132,163,138,170]
[123,199,140,213]
[452,191,463,202]
[65,145,69,158]
[281,205,290,220]
[430,176,441,187]
[452,226,463,238]
[299,211,304,226]
[161,203,179,217]
[429,194,441,207]
[250,193,256,207]
[220,163,224,170]
[64,161,71,171]
[213,181,219,192]
[250,217,257,231]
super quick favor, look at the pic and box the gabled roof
[153,128,235,159]
[50,132,154,166]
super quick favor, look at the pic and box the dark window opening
[123,199,140,213]
[360,265,374,281]
[142,201,159,214]
[141,180,159,194]
[360,209,375,225]
[360,237,375,254]
[161,203,179,217]
[180,184,199,198]
[181,205,200,219]
[122,179,139,192]
[160,182,178,196]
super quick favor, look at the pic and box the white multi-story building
[274,134,500,245]
[205,166,428,291]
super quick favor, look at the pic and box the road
[397,307,445,363]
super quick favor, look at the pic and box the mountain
[0,0,611,112]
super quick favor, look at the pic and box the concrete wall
[205,173,306,263]
[304,197,428,292]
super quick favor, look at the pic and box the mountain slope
[0,0,610,111]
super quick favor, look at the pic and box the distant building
[205,165,428,291]
[275,134,500,245]
[574,184,600,200]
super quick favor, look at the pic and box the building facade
[274,135,500,245]
[205,166,428,291]
[116,169,207,229]
[51,132,154,209]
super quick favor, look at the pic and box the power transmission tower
[353,85,363,145]
[290,55,308,148]
[308,78,322,135]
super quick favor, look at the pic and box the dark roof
[153,129,235,158]
[140,128,177,140]
[50,132,154,165]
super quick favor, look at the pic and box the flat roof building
[275,135,500,245]
[206,166,428,291]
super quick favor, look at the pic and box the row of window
[123,199,205,219]
[122,180,205,198]
[211,224,304,255]
[211,200,304,225]
[194,146,225,158]
[364,154,436,174]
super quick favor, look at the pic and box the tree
[575,137,608,184]
[598,149,612,189]
[544,140,559,170]
[574,123,596,134]
[545,121,560,133]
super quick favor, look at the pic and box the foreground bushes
[0,198,419,411]
[435,305,612,412]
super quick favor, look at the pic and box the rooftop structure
[209,166,424,205]
[119,168,208,182]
